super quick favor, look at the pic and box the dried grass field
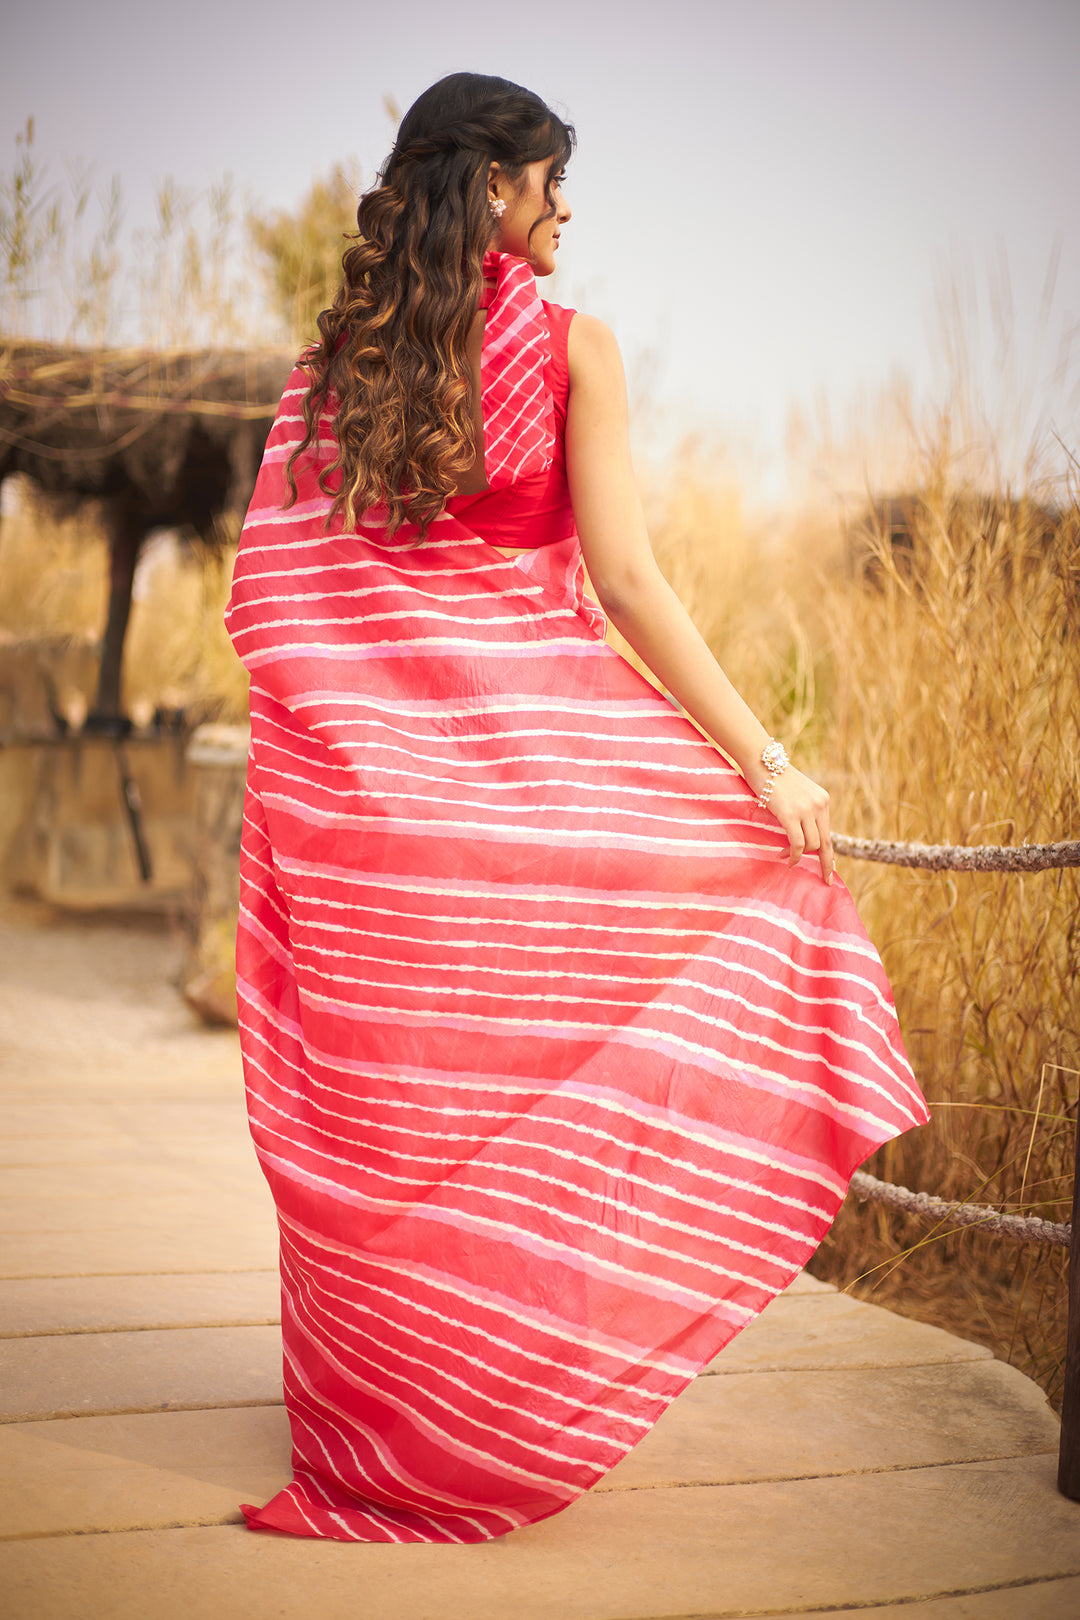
[1,133,1078,1407]
[3,429,1077,1405]
[639,447,1079,1408]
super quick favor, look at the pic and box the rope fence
[836,829,1075,1243]
[849,1171,1070,1246]
[833,823,1079,1499]
[832,834,1080,873]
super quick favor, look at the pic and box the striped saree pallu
[226,431,929,1540]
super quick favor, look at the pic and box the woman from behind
[226,71,928,1544]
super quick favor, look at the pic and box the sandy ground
[0,897,241,1100]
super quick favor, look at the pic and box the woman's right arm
[564,313,833,883]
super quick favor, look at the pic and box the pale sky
[4,0,1078,496]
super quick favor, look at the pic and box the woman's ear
[486,160,502,204]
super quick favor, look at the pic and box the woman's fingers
[806,801,834,885]
[818,814,835,885]
[769,769,833,884]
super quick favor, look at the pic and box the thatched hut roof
[0,339,295,530]
[1,339,298,725]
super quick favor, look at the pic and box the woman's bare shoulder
[566,312,625,386]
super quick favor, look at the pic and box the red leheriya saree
[225,251,929,1543]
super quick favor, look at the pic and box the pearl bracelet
[757,738,790,811]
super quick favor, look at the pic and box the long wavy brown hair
[285,73,575,537]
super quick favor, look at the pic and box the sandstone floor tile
[0,1325,282,1420]
[0,1066,243,1102]
[0,1355,1059,1541]
[791,1574,1080,1619]
[0,1222,278,1279]
[0,1159,266,1200]
[0,1131,257,1169]
[0,1272,280,1335]
[0,1017,243,1097]
[0,925,242,1097]
[5,1405,290,1476]
[0,1135,166,1167]
[0,1407,291,1537]
[0,1102,248,1138]
[0,1432,266,1539]
[602,1360,1059,1491]
[0,909,181,996]
[1,1456,1077,1620]
[710,1288,992,1373]
[0,1184,274,1236]
[0,1105,138,1139]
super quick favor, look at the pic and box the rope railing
[832,824,1079,1500]
[832,834,1080,873]
[833,832,1076,1240]
[849,1171,1070,1246]
[834,830,1075,1241]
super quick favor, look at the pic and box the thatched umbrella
[0,340,294,725]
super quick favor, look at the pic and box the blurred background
[1,0,1077,1408]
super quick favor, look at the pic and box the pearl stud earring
[488,197,507,221]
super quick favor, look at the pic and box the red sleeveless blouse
[445,300,577,551]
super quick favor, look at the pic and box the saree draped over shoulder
[225,252,929,1544]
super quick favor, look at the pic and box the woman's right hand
[763,766,834,884]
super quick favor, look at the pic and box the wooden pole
[89,503,142,724]
[1058,1091,1080,1499]
[113,741,153,884]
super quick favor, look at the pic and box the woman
[226,71,928,1544]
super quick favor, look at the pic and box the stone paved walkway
[1,902,1078,1619]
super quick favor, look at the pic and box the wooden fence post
[89,503,143,724]
[1058,1091,1080,1499]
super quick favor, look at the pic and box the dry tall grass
[0,484,106,643]
[0,484,247,726]
[124,529,249,724]
[644,443,1079,1406]
[806,470,1078,1406]
[3,418,1077,1403]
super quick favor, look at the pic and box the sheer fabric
[225,251,928,1542]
